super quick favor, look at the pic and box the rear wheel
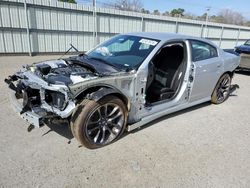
[71,95,127,149]
[211,73,231,104]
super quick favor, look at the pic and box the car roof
[125,32,217,47]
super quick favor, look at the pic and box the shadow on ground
[235,69,250,76]
[41,101,213,145]
[42,121,74,143]
[128,102,211,134]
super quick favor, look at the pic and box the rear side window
[190,40,218,62]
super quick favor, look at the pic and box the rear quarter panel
[221,50,240,72]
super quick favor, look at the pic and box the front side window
[190,40,218,62]
[87,35,160,70]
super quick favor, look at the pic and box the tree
[162,11,170,16]
[153,9,160,15]
[184,12,196,19]
[245,21,250,27]
[197,13,207,21]
[141,8,150,14]
[58,0,76,3]
[170,8,185,17]
[217,9,245,25]
[209,15,224,23]
[195,8,250,26]
[113,0,143,12]
[202,9,246,25]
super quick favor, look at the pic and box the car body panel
[190,56,223,101]
[239,54,250,69]
[235,40,250,54]
[234,39,250,69]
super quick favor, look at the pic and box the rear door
[189,40,223,101]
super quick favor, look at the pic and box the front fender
[88,87,119,101]
[85,87,131,111]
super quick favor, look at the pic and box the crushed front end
[4,58,98,128]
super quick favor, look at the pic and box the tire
[70,99,90,139]
[70,95,128,149]
[211,73,231,104]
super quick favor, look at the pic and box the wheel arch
[215,71,234,89]
[223,71,234,78]
[211,72,232,104]
[211,71,232,97]
[75,85,131,111]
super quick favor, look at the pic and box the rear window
[190,40,218,62]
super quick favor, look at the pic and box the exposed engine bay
[29,59,97,85]
[4,51,135,130]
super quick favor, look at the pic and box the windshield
[244,40,250,46]
[87,35,160,70]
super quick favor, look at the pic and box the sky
[77,0,250,19]
[143,0,250,18]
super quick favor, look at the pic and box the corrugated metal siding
[0,0,250,54]
[178,23,202,36]
[239,30,249,39]
[207,26,222,38]
[223,28,239,39]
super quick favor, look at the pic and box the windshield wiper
[87,57,121,70]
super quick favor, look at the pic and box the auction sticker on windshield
[139,39,158,46]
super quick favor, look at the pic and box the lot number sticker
[139,39,158,46]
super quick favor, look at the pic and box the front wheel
[71,95,128,149]
[211,73,231,104]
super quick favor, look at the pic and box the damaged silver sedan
[5,32,240,149]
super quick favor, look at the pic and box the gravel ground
[0,55,250,188]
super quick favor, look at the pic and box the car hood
[67,55,120,74]
[24,56,122,86]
